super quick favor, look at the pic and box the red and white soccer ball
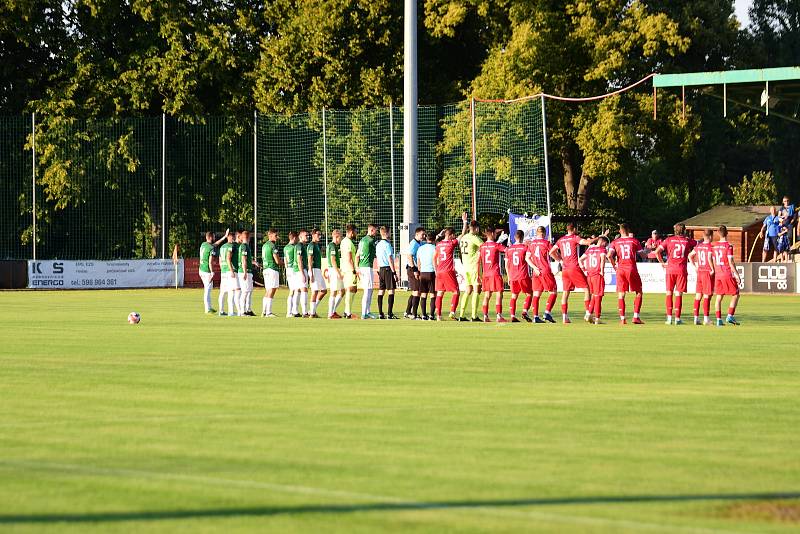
[127,312,141,324]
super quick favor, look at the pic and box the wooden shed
[679,205,771,262]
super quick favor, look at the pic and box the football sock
[633,293,642,315]
[510,296,517,317]
[665,295,673,316]
[429,296,436,317]
[203,282,212,312]
[406,295,414,315]
[561,303,568,315]
[412,296,420,316]
[344,291,352,315]
[239,292,247,315]
[450,293,459,313]
[716,309,722,319]
[300,292,307,315]
[333,294,342,314]
[693,298,700,318]
[532,295,540,316]
[482,303,489,316]
[593,296,602,319]
[388,294,395,315]
[618,298,626,319]
[310,298,318,315]
[219,292,226,313]
[362,289,373,316]
[287,293,294,315]
[727,305,736,316]
[262,296,268,315]
[703,297,711,317]
[228,291,236,316]
[435,295,443,316]
[377,294,384,316]
[245,291,252,312]
[546,293,557,314]
[523,295,532,314]
[674,296,683,318]
[264,296,272,315]
[420,296,427,316]
[459,292,468,317]
[495,302,502,315]
[471,292,479,318]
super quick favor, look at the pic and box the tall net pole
[322,108,329,244]
[389,103,397,252]
[161,113,166,259]
[253,111,258,253]
[470,98,477,220]
[31,112,36,261]
[540,96,553,224]
[402,0,418,280]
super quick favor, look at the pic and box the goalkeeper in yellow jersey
[457,211,483,321]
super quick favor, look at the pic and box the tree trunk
[561,145,577,211]
[576,169,591,214]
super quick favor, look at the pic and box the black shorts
[378,267,396,290]
[406,266,419,292]
[419,272,435,294]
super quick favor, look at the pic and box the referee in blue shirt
[376,226,400,319]
[404,227,426,318]
[416,232,437,320]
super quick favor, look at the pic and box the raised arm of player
[579,229,610,246]
[524,250,541,277]
[458,211,469,238]
[213,229,230,247]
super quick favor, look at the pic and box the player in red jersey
[433,227,460,321]
[549,222,608,324]
[525,226,557,323]
[655,223,695,325]
[607,223,644,325]
[712,225,741,326]
[479,226,507,323]
[688,229,715,325]
[579,237,608,325]
[506,230,533,322]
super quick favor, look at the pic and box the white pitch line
[0,460,750,534]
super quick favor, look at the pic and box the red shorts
[696,271,714,295]
[482,274,504,292]
[588,274,605,296]
[532,272,557,293]
[714,275,739,296]
[510,277,532,295]
[561,267,588,292]
[435,270,459,293]
[666,272,687,293]
[616,268,642,293]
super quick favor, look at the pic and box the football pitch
[1,289,798,533]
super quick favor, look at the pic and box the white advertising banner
[28,259,183,289]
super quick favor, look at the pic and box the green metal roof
[653,67,800,88]
[679,205,773,230]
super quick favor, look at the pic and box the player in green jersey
[260,228,282,317]
[355,223,378,319]
[199,229,229,314]
[218,232,239,316]
[295,228,310,317]
[340,224,358,319]
[457,212,484,321]
[283,231,299,317]
[307,229,327,318]
[237,229,255,316]
[326,229,344,318]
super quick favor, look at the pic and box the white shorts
[288,270,306,291]
[221,273,239,292]
[237,272,253,292]
[199,271,214,287]
[263,268,280,290]
[327,269,344,292]
[310,268,326,291]
[358,267,374,289]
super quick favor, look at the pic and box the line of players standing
[197,215,741,326]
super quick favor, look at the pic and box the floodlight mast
[401,0,418,283]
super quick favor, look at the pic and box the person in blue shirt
[782,196,796,245]
[759,206,781,262]
[375,226,399,319]
[404,227,426,319]
[416,232,437,320]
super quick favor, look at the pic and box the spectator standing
[781,196,796,244]
[644,230,662,262]
[759,206,781,262]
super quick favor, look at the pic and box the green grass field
[1,289,799,533]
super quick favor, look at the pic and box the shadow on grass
[2,492,799,524]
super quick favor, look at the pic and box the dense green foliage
[0,0,798,252]
[1,289,799,532]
